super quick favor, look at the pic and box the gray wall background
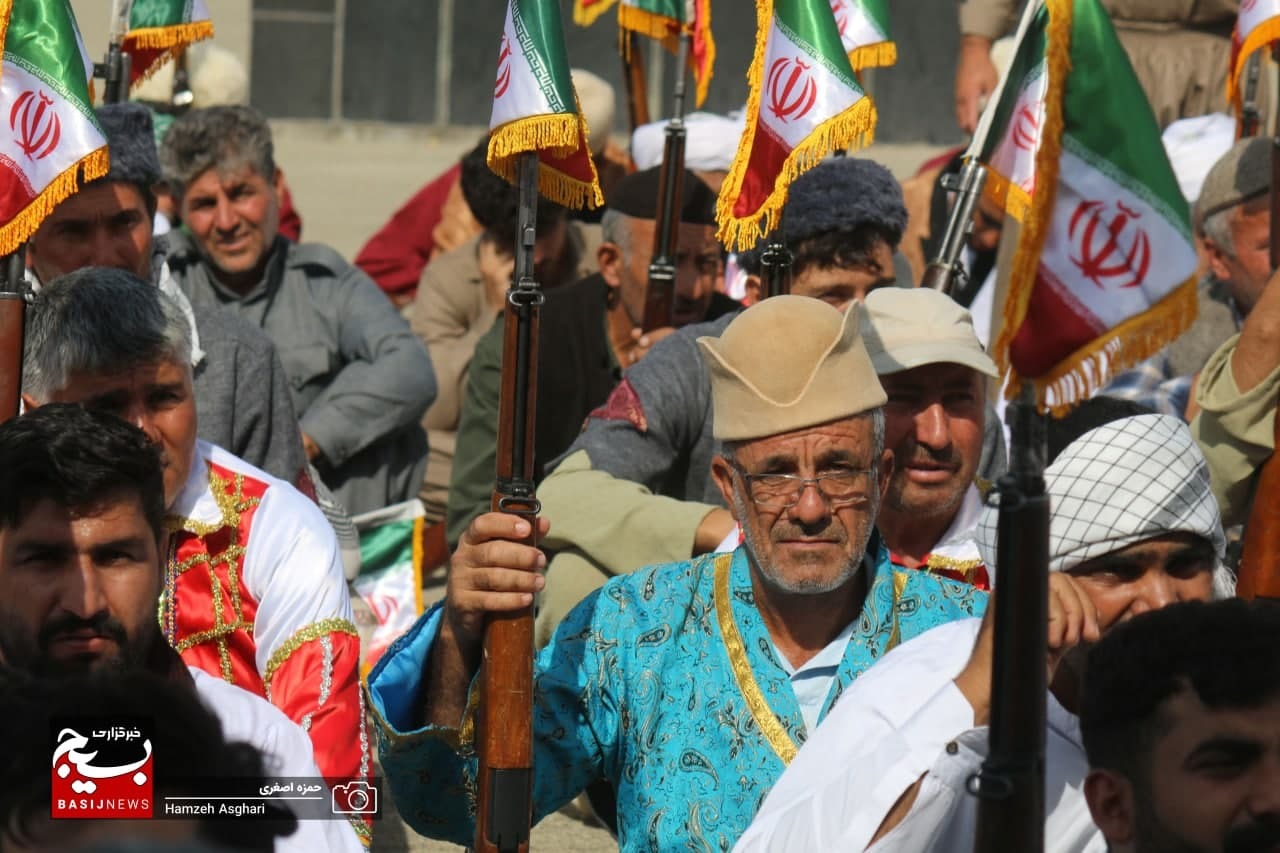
[248,0,965,144]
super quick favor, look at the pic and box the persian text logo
[51,718,153,819]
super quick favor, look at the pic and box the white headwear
[631,111,745,172]
[976,414,1233,596]
[1162,113,1237,205]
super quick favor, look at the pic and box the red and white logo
[51,725,153,819]
[1012,104,1041,152]
[1069,199,1152,290]
[767,56,818,123]
[830,0,850,38]
[495,35,513,99]
[1243,0,1258,15]
[10,90,61,161]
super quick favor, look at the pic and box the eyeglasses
[730,462,878,509]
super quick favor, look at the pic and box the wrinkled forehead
[731,417,878,467]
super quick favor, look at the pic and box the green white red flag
[489,0,603,210]
[0,0,108,255]
[573,0,716,109]
[124,0,215,90]
[992,0,1198,412]
[716,0,876,251]
[828,0,895,71]
[1228,0,1280,110]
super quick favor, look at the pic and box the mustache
[1225,816,1280,853]
[770,519,849,542]
[899,443,961,468]
[38,611,128,650]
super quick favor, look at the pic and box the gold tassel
[0,145,109,255]
[575,0,619,28]
[981,168,1032,224]
[1227,18,1280,107]
[848,40,896,72]
[122,21,214,51]
[618,6,680,43]
[991,0,1072,376]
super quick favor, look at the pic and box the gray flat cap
[1196,137,1270,231]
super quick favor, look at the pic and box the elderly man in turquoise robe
[366,296,989,850]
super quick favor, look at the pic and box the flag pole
[621,30,651,135]
[475,150,541,853]
[0,247,27,424]
[641,31,690,331]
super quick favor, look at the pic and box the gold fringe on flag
[847,40,896,72]
[618,4,681,43]
[124,20,214,50]
[1228,17,1280,108]
[575,0,619,27]
[488,106,604,210]
[991,0,1070,381]
[715,0,877,252]
[0,145,110,255]
[981,167,1032,223]
[0,0,11,75]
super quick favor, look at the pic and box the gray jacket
[165,233,436,515]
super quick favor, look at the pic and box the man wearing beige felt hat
[366,296,987,850]
[861,288,1000,589]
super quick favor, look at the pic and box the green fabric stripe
[513,0,574,115]
[5,0,98,125]
[359,519,415,577]
[775,0,860,90]
[629,0,685,22]
[857,0,892,40]
[1063,0,1187,225]
[979,6,1047,161]
[130,0,196,29]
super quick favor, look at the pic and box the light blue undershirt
[771,619,857,734]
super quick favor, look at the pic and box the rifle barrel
[641,33,691,332]
[926,160,988,293]
[0,250,26,425]
[474,152,540,853]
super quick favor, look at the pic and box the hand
[443,511,551,663]
[300,431,324,463]
[953,573,1100,726]
[955,35,998,134]
[694,507,737,555]
[478,236,516,314]
[619,326,678,367]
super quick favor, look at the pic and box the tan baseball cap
[698,296,887,442]
[861,288,999,377]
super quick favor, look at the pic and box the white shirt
[734,619,1105,853]
[191,669,363,852]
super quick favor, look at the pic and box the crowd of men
[3,2,1280,851]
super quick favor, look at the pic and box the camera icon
[331,781,377,815]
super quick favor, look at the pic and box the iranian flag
[489,0,603,210]
[0,0,108,255]
[976,5,1048,223]
[829,0,896,71]
[1228,0,1280,109]
[573,0,716,109]
[992,0,1198,411]
[717,0,876,251]
[124,0,214,89]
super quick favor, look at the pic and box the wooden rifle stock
[641,34,690,333]
[972,387,1049,852]
[474,153,540,853]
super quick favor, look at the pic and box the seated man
[0,405,362,852]
[735,413,1234,852]
[160,105,435,515]
[26,101,307,489]
[445,166,738,545]
[19,269,370,831]
[368,297,988,849]
[533,157,915,644]
[1081,599,1280,852]
[410,135,601,523]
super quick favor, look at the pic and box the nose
[213,195,237,233]
[1128,571,1176,617]
[787,481,832,527]
[915,402,951,451]
[87,229,123,269]
[62,557,108,619]
[1247,755,1280,817]
[124,401,163,447]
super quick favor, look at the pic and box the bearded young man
[367,297,987,850]
[736,413,1234,852]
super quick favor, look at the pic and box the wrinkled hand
[620,326,678,367]
[955,35,999,134]
[954,573,1101,725]
[478,237,516,314]
[444,512,550,660]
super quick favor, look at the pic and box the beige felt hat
[861,288,999,378]
[571,68,615,157]
[698,296,887,442]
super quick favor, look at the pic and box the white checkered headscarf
[976,415,1229,590]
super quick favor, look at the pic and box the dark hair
[0,404,166,542]
[791,223,899,280]
[1046,397,1156,463]
[459,135,566,243]
[0,669,297,850]
[1080,599,1280,786]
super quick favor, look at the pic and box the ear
[598,241,624,288]
[1203,236,1232,284]
[877,448,894,502]
[20,393,40,412]
[710,455,741,521]
[272,166,286,197]
[1083,769,1138,848]
[743,274,761,305]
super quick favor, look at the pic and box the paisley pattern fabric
[367,539,986,851]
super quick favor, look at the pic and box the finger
[465,565,546,595]
[461,591,537,613]
[537,516,551,538]
[462,511,535,546]
[1047,586,1067,650]
[471,539,547,574]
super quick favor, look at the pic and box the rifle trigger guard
[497,495,542,515]
[507,285,545,308]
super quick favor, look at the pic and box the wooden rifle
[641,32,690,332]
[621,31,651,135]
[1236,46,1280,600]
[921,158,988,293]
[971,384,1050,851]
[95,0,134,105]
[474,152,541,852]
[0,249,27,424]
